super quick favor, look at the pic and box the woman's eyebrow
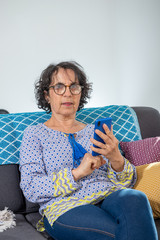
[55,81,78,85]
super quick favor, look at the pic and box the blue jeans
[44,189,158,240]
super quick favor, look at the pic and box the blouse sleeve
[19,126,82,204]
[106,158,137,188]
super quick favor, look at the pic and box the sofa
[0,106,160,240]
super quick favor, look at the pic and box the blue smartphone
[92,117,112,156]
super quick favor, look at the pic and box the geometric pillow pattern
[120,137,160,166]
[0,105,142,165]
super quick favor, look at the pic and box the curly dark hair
[35,61,92,112]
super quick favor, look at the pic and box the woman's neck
[44,114,86,133]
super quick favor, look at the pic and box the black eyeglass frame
[48,83,84,95]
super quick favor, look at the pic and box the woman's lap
[44,204,116,240]
[44,189,158,240]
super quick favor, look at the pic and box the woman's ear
[44,90,50,103]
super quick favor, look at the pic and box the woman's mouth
[62,102,73,107]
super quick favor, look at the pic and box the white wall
[0,0,160,113]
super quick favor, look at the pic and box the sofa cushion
[25,199,40,213]
[25,212,51,239]
[133,162,160,219]
[120,137,160,166]
[0,164,25,213]
[25,212,42,229]
[0,214,47,240]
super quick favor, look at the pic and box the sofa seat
[0,214,47,240]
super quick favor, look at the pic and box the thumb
[100,156,106,165]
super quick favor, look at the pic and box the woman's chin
[60,108,77,117]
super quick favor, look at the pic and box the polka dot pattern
[120,137,160,166]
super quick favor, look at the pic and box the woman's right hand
[72,153,106,181]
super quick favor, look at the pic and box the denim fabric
[44,189,158,240]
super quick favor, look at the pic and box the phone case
[92,117,112,156]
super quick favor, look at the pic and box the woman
[20,61,158,240]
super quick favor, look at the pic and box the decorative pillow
[120,137,160,166]
[133,162,160,218]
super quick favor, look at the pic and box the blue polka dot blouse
[19,123,136,231]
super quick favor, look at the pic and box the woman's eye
[70,84,77,89]
[55,84,64,89]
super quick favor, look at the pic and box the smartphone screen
[92,117,112,156]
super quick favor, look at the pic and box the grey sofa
[0,106,160,240]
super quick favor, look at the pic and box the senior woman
[20,61,158,240]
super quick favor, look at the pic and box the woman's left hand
[90,124,125,172]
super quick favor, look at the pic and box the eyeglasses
[48,83,84,95]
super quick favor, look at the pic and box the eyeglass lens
[53,83,82,95]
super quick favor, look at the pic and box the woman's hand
[72,153,106,181]
[90,124,124,172]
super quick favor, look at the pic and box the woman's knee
[118,189,150,211]
[101,189,151,214]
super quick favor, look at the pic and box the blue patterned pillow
[0,105,141,165]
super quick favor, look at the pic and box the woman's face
[46,68,81,118]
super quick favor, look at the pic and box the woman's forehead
[51,68,78,84]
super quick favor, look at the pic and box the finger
[94,156,106,169]
[92,156,104,169]
[111,125,113,134]
[90,137,106,149]
[95,129,112,144]
[103,124,119,146]
[91,159,99,170]
[103,124,114,139]
[99,156,106,165]
[90,145,108,156]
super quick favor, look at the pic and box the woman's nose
[63,86,72,96]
